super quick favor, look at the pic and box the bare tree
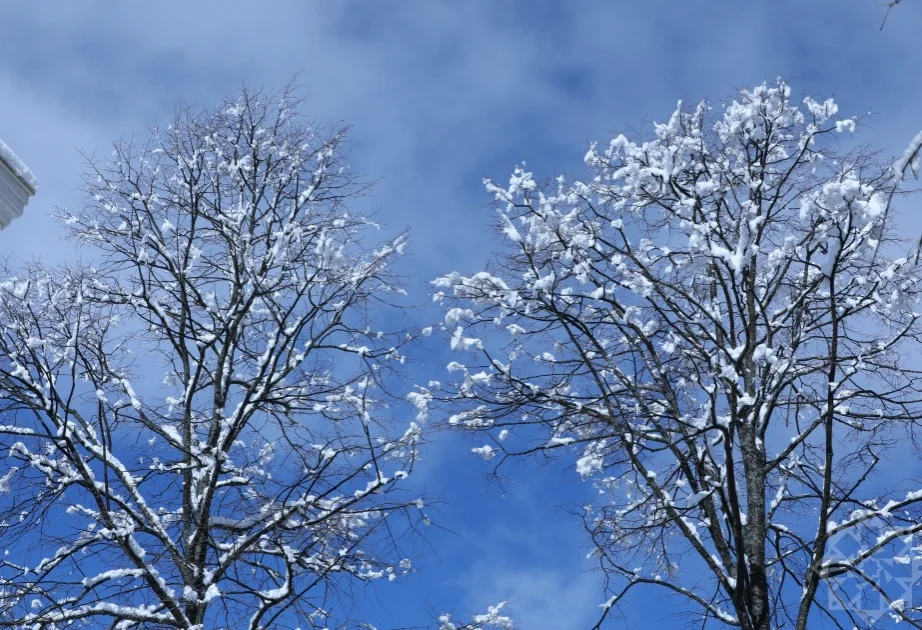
[421,80,922,629]
[0,85,427,629]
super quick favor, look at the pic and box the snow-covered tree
[424,80,922,629]
[0,85,427,629]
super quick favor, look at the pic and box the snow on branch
[894,128,922,183]
[438,602,515,630]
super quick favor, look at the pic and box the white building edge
[0,139,37,230]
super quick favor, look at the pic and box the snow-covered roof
[0,139,38,230]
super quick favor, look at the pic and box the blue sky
[2,1,922,628]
